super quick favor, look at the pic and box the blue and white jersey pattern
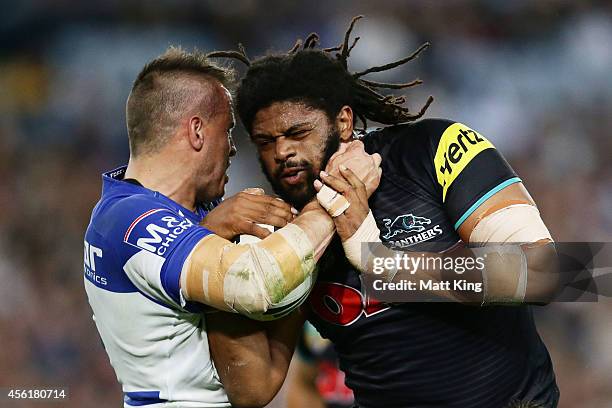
[84,166,230,407]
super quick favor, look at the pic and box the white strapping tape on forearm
[223,244,279,313]
[342,210,382,272]
[316,185,350,217]
[469,204,552,245]
[273,223,317,288]
[182,223,316,314]
[224,223,316,313]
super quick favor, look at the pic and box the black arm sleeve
[382,118,519,230]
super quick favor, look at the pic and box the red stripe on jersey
[123,208,164,242]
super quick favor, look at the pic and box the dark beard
[260,128,341,210]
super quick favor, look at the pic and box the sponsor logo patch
[124,209,194,256]
[434,123,495,201]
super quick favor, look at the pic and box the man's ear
[188,116,205,151]
[336,105,354,142]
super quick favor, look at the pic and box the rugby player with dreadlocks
[205,17,560,408]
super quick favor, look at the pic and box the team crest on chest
[381,213,443,248]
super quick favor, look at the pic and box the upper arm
[420,120,539,242]
[207,311,305,407]
[430,122,524,231]
[421,122,558,303]
[104,196,213,310]
[456,181,535,242]
[207,312,273,404]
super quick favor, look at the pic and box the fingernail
[339,165,347,171]
[320,171,329,178]
[291,207,299,215]
[314,179,323,189]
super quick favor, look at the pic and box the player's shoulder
[362,118,456,155]
[92,191,175,238]
[362,118,459,178]
[102,191,167,218]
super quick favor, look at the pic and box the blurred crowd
[0,1,610,407]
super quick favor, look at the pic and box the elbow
[526,279,559,306]
[524,242,560,305]
[230,396,274,408]
[226,385,277,408]
[222,366,286,408]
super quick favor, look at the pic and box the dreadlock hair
[207,15,433,134]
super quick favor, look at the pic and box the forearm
[366,244,483,303]
[207,311,306,407]
[366,241,559,304]
[181,201,334,314]
[290,200,335,262]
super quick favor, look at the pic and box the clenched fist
[324,140,382,197]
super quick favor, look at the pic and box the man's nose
[275,136,295,162]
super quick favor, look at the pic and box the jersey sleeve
[387,119,520,231]
[101,195,213,309]
[431,121,520,229]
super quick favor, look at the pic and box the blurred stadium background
[1,1,611,407]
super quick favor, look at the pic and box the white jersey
[84,166,230,407]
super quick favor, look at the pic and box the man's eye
[255,139,273,146]
[289,130,308,138]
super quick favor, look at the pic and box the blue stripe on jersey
[454,177,521,230]
[159,226,213,305]
[124,391,167,406]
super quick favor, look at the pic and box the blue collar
[101,165,214,221]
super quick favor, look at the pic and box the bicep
[456,182,535,242]
[206,311,304,407]
[455,182,558,303]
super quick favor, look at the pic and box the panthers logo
[382,214,431,240]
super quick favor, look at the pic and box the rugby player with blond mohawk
[83,46,382,407]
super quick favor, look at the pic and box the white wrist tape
[316,185,350,217]
[342,210,381,272]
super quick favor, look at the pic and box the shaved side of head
[126,47,234,156]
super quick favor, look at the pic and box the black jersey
[307,119,559,408]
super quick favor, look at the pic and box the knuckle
[276,199,291,211]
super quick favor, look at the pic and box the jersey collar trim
[101,165,210,222]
